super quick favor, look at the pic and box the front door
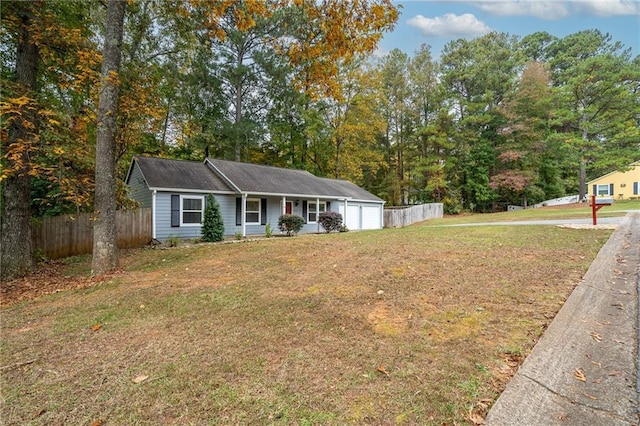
[285,201,293,215]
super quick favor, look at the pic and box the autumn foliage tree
[1,1,39,280]
[1,1,102,279]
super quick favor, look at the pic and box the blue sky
[378,0,640,58]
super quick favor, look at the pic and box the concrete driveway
[485,211,640,425]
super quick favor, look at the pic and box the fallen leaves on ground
[0,261,121,306]
[590,332,602,342]
[376,365,390,377]
[133,375,149,384]
[574,368,587,382]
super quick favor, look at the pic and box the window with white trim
[181,195,204,225]
[596,184,611,196]
[308,202,326,223]
[246,198,260,224]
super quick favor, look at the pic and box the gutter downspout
[152,190,157,240]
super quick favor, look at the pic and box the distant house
[125,156,385,240]
[587,161,640,200]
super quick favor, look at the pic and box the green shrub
[318,211,343,233]
[339,225,349,233]
[234,231,244,240]
[278,214,304,236]
[443,197,462,215]
[202,194,225,242]
[265,223,273,238]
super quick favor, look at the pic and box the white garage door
[339,205,360,230]
[361,206,381,229]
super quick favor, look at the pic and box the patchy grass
[1,223,612,425]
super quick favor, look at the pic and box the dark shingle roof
[132,157,234,192]
[129,156,383,202]
[207,158,383,202]
[316,177,383,202]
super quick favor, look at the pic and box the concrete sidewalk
[486,212,640,425]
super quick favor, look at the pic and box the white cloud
[472,0,640,19]
[407,13,492,38]
[474,1,570,19]
[572,0,640,16]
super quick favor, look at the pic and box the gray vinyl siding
[155,192,206,240]
[155,193,267,240]
[226,196,307,236]
[154,193,383,241]
[127,163,153,208]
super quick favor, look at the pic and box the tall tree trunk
[234,83,242,161]
[578,119,588,200]
[92,0,125,276]
[1,5,39,281]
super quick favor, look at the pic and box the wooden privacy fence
[32,208,152,260]
[383,203,443,228]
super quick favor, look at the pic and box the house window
[246,198,260,224]
[182,195,204,225]
[308,202,326,223]
[596,184,611,196]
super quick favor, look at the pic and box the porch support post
[282,196,286,215]
[343,199,348,226]
[316,198,320,232]
[242,193,247,237]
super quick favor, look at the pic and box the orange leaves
[3,96,34,109]
[187,0,272,40]
[0,96,40,181]
[376,364,390,377]
[281,0,399,100]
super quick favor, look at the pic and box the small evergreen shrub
[318,211,343,233]
[278,214,304,236]
[339,225,349,233]
[202,194,225,242]
[265,223,273,238]
[234,231,244,240]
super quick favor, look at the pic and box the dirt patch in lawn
[1,226,612,425]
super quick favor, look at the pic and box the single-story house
[587,160,640,200]
[125,156,385,240]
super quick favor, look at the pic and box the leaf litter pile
[1,225,611,425]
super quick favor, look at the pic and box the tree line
[2,0,638,279]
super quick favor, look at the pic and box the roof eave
[587,162,640,184]
[148,186,238,195]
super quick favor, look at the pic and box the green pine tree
[202,194,224,242]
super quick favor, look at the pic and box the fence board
[383,203,443,228]
[32,208,152,260]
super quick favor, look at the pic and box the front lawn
[1,223,612,425]
[427,199,640,225]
